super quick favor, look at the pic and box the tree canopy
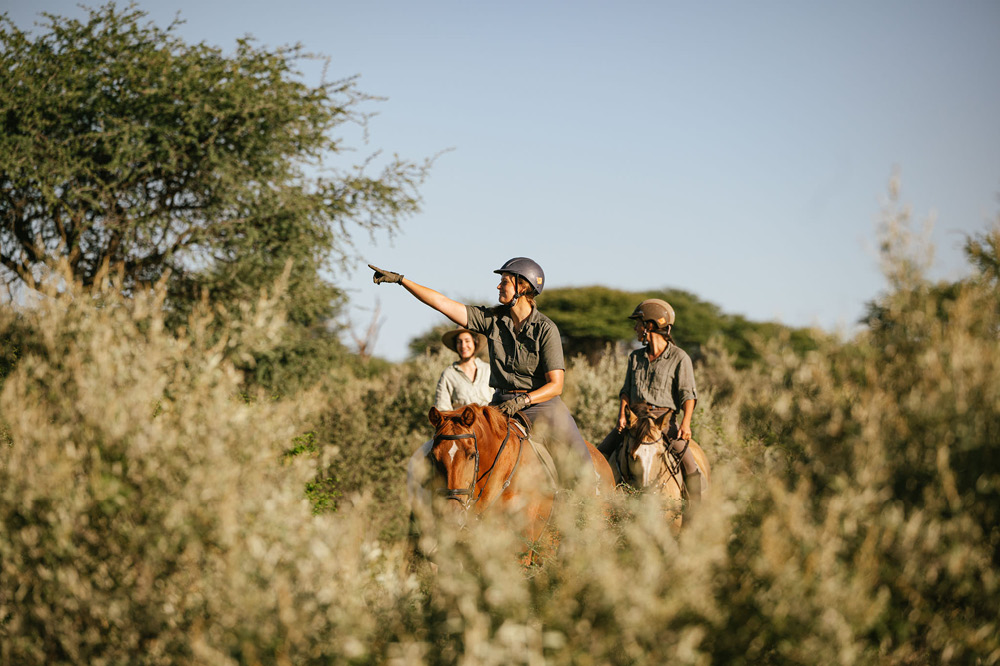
[537,285,822,367]
[1,3,429,389]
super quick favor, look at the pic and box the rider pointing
[369,258,592,473]
[598,298,706,502]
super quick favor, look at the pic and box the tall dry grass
[1,210,998,664]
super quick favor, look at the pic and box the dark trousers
[493,392,590,462]
[597,427,624,460]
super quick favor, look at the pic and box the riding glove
[498,394,530,416]
[369,264,404,285]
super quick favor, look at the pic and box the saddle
[510,419,559,491]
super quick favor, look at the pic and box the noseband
[434,432,480,507]
[434,420,520,511]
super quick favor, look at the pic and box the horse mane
[434,404,519,451]
[633,414,660,443]
[472,404,509,438]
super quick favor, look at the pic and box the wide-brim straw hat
[441,328,487,354]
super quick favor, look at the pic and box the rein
[623,425,686,491]
[434,418,523,511]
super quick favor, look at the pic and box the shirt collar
[502,304,539,332]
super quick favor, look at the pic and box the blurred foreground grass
[1,217,998,664]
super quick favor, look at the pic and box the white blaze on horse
[609,410,711,531]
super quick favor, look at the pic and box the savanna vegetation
[0,2,430,394]
[2,4,999,665]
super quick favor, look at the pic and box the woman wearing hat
[435,328,493,411]
[369,258,591,469]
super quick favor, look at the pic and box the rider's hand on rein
[368,264,404,285]
[498,394,530,416]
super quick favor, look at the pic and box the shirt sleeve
[464,304,489,335]
[537,319,565,373]
[620,355,633,401]
[674,355,698,405]
[434,369,454,411]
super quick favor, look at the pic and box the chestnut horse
[609,410,711,531]
[410,404,615,564]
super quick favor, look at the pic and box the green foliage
[305,351,447,537]
[964,221,1000,284]
[0,275,382,663]
[2,211,999,663]
[0,2,429,393]
[540,285,822,367]
[407,321,463,358]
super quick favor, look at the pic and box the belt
[495,388,531,394]
[631,402,673,416]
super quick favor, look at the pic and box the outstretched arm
[369,264,468,326]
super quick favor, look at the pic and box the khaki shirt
[620,343,697,412]
[465,304,565,391]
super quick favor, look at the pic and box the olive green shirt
[465,304,565,392]
[620,343,697,412]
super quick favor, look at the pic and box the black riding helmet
[494,257,545,295]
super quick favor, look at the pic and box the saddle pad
[523,434,559,489]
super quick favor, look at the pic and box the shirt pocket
[648,366,674,404]
[486,327,506,366]
[516,338,540,377]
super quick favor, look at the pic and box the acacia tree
[539,285,821,366]
[0,4,427,386]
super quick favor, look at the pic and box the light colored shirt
[620,343,697,412]
[434,358,493,411]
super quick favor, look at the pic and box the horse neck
[471,417,520,505]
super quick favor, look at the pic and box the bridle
[623,423,686,491]
[433,418,523,511]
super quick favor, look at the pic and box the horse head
[428,405,483,511]
[624,410,674,490]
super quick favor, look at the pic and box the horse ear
[625,408,637,428]
[461,406,476,426]
[429,407,442,427]
[653,411,670,429]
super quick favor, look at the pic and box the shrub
[2,211,998,664]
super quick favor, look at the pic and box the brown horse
[609,410,711,531]
[410,404,615,564]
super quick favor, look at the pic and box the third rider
[597,298,707,502]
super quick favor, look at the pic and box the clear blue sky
[5,0,999,361]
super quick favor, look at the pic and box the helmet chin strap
[642,322,669,348]
[642,322,671,351]
[509,280,529,308]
